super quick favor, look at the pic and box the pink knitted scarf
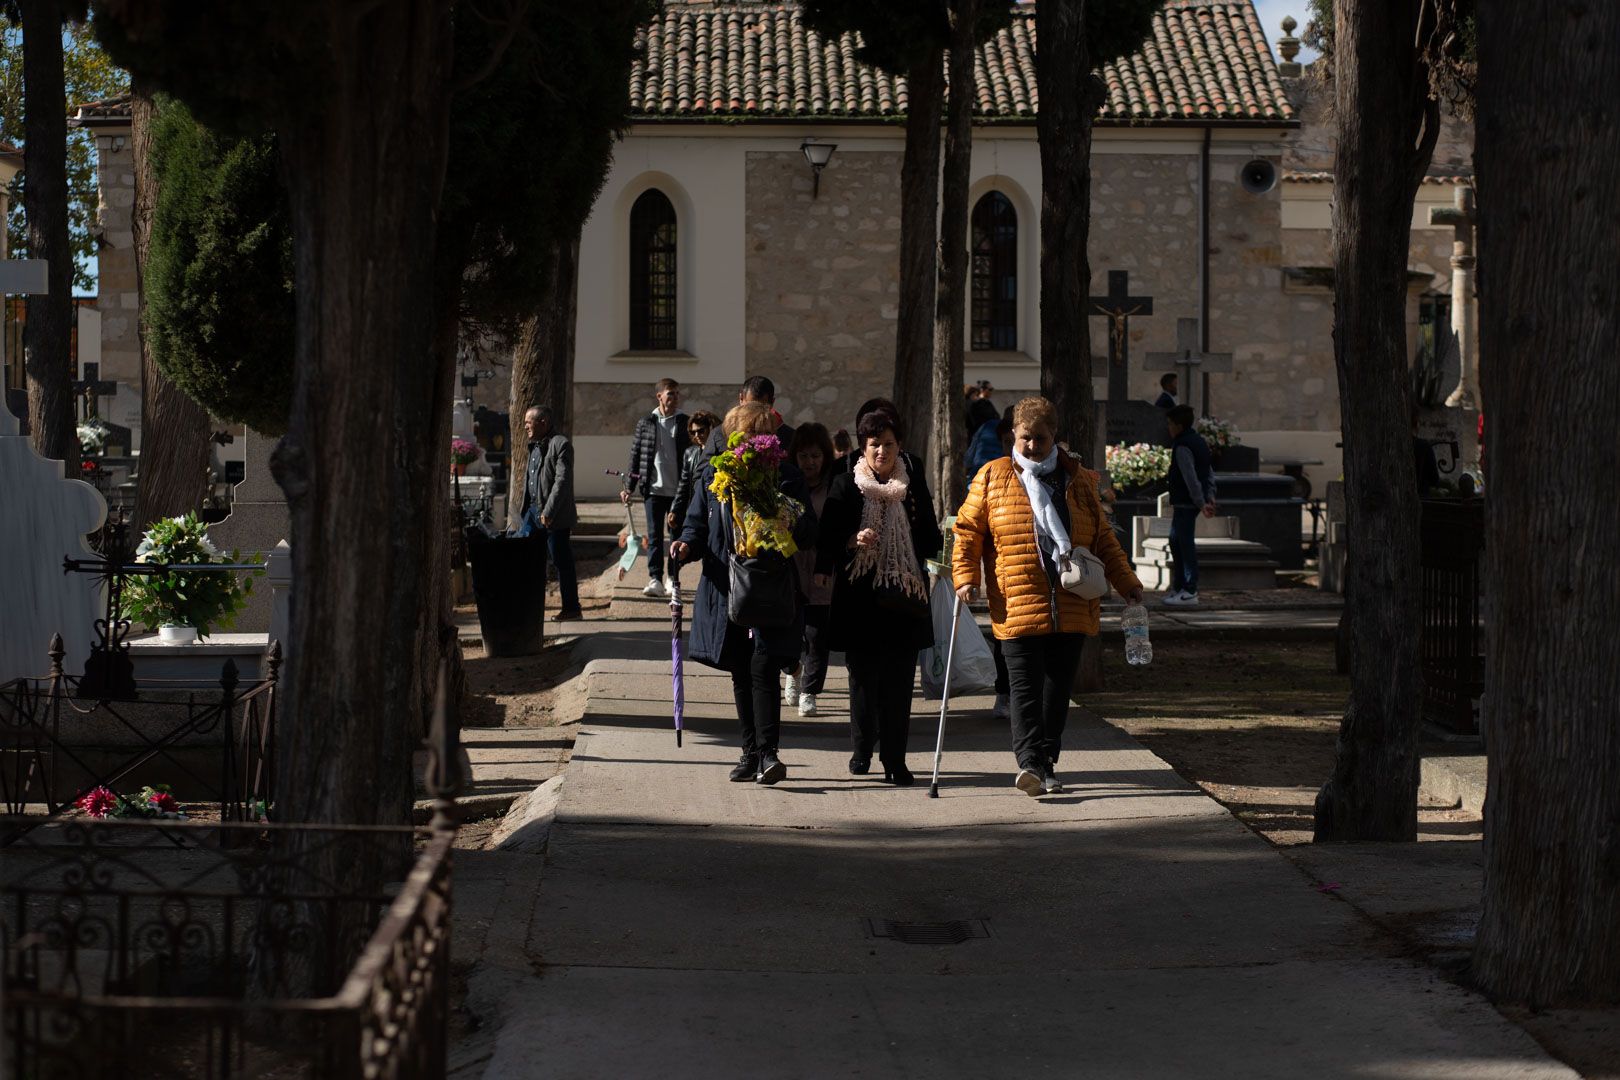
[851,457,927,603]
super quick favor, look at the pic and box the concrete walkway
[471,582,1570,1079]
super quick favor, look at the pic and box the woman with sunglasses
[670,411,722,537]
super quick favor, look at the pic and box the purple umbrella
[670,578,686,747]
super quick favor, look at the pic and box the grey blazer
[518,434,577,533]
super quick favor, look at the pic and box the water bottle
[1122,603,1152,665]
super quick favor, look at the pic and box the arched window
[971,191,1018,351]
[630,189,678,350]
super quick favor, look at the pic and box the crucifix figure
[1088,270,1154,405]
[1146,318,1233,415]
[1428,185,1479,410]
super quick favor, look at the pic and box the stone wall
[744,149,902,432]
[92,126,141,389]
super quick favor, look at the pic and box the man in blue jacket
[1163,405,1217,607]
[514,406,581,620]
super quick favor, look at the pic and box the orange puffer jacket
[951,455,1141,639]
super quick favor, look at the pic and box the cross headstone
[1088,270,1154,405]
[73,361,119,421]
[1145,318,1234,415]
[1428,186,1479,410]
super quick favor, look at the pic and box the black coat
[815,466,943,654]
[676,462,818,670]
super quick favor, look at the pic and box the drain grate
[865,918,991,945]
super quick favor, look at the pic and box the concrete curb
[489,776,565,854]
[413,790,515,826]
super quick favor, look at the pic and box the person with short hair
[815,408,942,785]
[1154,373,1179,409]
[513,405,581,620]
[952,396,1143,796]
[622,378,689,598]
[671,410,721,531]
[672,402,816,785]
[832,428,853,461]
[702,374,794,454]
[1162,404,1217,607]
[785,422,838,716]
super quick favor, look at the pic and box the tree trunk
[130,80,212,531]
[1471,1,1620,1006]
[20,0,77,469]
[1312,0,1437,842]
[893,46,943,451]
[1036,0,1097,461]
[268,1,455,830]
[507,228,580,524]
[929,0,978,518]
[420,275,462,740]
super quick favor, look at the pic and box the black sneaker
[757,752,787,785]
[729,755,759,782]
[1042,766,1065,795]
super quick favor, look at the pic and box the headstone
[208,428,290,633]
[0,431,108,682]
[1145,317,1233,417]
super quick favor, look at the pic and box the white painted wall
[1282,181,1458,232]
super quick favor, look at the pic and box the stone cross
[1089,270,1154,405]
[1428,185,1479,410]
[1146,318,1233,414]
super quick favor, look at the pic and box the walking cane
[927,593,965,799]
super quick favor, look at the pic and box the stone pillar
[1429,186,1480,410]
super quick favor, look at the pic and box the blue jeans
[1169,506,1200,594]
[644,495,674,581]
[541,528,580,612]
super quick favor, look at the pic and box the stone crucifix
[1088,270,1154,405]
[1146,318,1233,414]
[1428,185,1479,410]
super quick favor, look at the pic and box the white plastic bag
[918,576,996,700]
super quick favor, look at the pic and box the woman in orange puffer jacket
[951,396,1143,797]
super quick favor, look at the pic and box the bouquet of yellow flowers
[709,432,803,557]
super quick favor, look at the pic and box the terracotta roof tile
[629,1,1294,123]
[1284,169,1473,185]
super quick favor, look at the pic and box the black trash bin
[466,531,547,657]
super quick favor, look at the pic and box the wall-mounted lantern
[800,138,837,198]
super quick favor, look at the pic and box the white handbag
[1057,547,1109,600]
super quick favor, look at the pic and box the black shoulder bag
[723,500,801,629]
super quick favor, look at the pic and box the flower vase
[452,463,468,477]
[158,625,199,645]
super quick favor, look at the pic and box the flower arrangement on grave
[77,417,112,455]
[450,437,482,468]
[1194,416,1241,451]
[75,783,188,820]
[124,513,261,636]
[1106,443,1173,490]
[708,432,804,557]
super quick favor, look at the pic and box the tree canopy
[143,95,293,433]
[1,18,129,291]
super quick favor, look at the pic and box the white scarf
[851,456,927,602]
[1013,446,1071,572]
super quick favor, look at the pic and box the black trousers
[845,644,918,767]
[730,634,781,758]
[644,495,674,581]
[1000,632,1086,771]
[799,605,832,695]
[993,637,1010,697]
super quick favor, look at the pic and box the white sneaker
[992,693,1010,720]
[782,675,798,705]
[1161,589,1198,607]
[1015,768,1045,798]
[798,693,817,717]
[642,579,667,598]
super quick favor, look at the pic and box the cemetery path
[461,580,1574,1080]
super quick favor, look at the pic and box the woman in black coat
[672,403,817,786]
[814,409,942,785]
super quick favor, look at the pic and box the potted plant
[1105,442,1173,499]
[125,513,261,643]
[1194,416,1242,468]
[450,437,482,477]
[77,418,112,457]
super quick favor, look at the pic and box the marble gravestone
[207,428,290,634]
[0,400,108,683]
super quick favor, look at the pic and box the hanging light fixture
[800,138,837,198]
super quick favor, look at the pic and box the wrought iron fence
[1419,498,1485,737]
[0,638,278,831]
[1,816,453,1079]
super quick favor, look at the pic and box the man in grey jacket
[514,406,581,619]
